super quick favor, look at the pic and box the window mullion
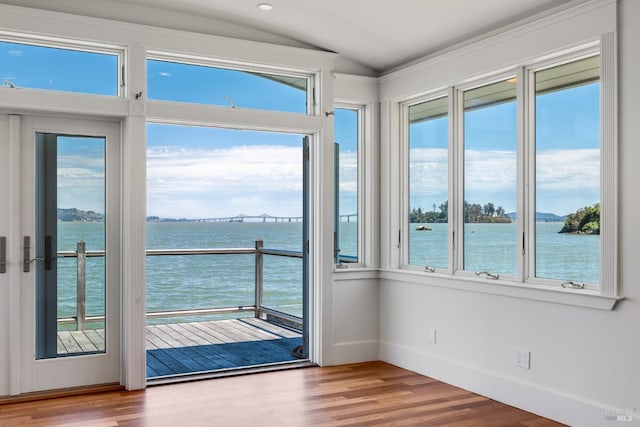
[448,86,457,275]
[518,66,531,284]
[600,32,618,297]
[453,87,465,274]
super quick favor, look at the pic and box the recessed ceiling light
[257,3,274,11]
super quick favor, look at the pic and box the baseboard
[379,340,635,427]
[332,340,379,365]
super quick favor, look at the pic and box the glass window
[334,107,359,264]
[534,55,600,284]
[463,79,517,276]
[147,58,309,114]
[1,40,119,96]
[408,96,448,269]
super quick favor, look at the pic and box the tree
[483,202,495,217]
[560,203,600,234]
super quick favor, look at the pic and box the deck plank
[57,331,83,354]
[56,318,304,377]
[241,317,301,338]
[82,329,105,351]
[69,331,99,352]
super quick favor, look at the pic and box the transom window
[147,57,311,114]
[1,40,120,96]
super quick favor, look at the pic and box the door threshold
[147,360,315,386]
[0,383,124,405]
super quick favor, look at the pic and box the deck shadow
[147,337,303,377]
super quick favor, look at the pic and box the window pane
[147,59,309,114]
[1,41,119,95]
[408,97,448,269]
[334,108,359,263]
[463,79,517,276]
[535,56,600,284]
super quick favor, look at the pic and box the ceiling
[2,0,577,74]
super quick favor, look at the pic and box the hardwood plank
[0,362,564,426]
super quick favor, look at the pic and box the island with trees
[559,203,600,234]
[57,208,104,222]
[409,201,512,224]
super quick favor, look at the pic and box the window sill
[333,267,379,281]
[379,268,623,311]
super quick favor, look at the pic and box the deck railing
[58,239,323,331]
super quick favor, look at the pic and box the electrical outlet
[428,328,437,344]
[515,348,531,369]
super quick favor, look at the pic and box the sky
[4,41,598,218]
[410,82,600,216]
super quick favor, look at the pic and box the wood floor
[0,361,564,426]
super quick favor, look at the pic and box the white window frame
[400,91,452,274]
[397,38,619,308]
[146,51,316,116]
[0,33,126,97]
[454,70,520,281]
[524,46,604,292]
[333,103,365,268]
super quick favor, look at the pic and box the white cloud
[147,145,303,218]
[409,148,448,195]
[158,72,172,77]
[8,50,23,57]
[536,149,599,190]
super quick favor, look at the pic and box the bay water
[56,220,598,324]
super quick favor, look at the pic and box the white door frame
[12,115,122,393]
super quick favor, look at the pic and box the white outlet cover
[515,348,531,369]
[428,328,437,344]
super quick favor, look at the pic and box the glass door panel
[34,133,106,358]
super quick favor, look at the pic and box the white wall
[378,1,640,425]
[329,73,380,365]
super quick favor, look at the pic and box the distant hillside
[58,208,104,222]
[507,212,567,222]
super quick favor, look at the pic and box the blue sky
[410,83,600,216]
[4,41,598,218]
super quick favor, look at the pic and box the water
[410,221,600,282]
[56,220,598,324]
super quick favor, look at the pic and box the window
[334,107,360,264]
[403,48,613,295]
[147,57,310,114]
[407,96,448,270]
[462,79,517,277]
[1,40,120,96]
[532,55,600,286]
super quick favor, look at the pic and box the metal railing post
[76,241,86,331]
[255,239,263,318]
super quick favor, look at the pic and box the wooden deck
[57,317,304,378]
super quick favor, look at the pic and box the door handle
[23,236,51,272]
[0,236,6,274]
[24,235,31,272]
